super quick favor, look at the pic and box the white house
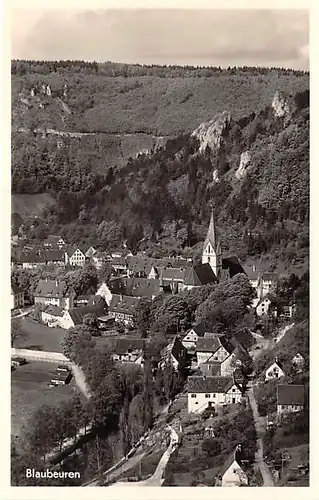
[256,295,277,317]
[85,246,97,258]
[96,282,113,306]
[187,376,242,414]
[221,459,249,487]
[34,280,76,309]
[292,353,305,368]
[11,284,25,310]
[265,359,285,381]
[196,336,234,367]
[277,384,305,416]
[182,323,206,350]
[66,247,86,267]
[259,272,279,298]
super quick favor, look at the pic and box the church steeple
[202,206,222,277]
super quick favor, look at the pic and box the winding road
[110,426,179,487]
[248,387,274,487]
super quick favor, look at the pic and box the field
[11,360,77,438]
[15,317,65,352]
[11,193,55,217]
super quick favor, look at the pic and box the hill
[11,62,309,269]
[11,193,55,218]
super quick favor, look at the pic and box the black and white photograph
[7,1,310,492]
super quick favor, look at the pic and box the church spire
[202,205,222,277]
[205,206,217,249]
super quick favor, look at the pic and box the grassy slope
[11,193,55,217]
[11,360,77,437]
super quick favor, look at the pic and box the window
[213,394,216,398]
[191,394,197,398]
[232,388,236,392]
[205,394,211,398]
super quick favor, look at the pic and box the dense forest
[11,62,309,269]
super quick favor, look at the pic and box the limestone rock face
[191,111,231,154]
[235,151,252,180]
[272,91,291,119]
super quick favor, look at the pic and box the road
[110,426,179,487]
[248,387,274,487]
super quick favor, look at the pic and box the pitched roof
[191,323,207,336]
[43,305,64,317]
[188,375,235,394]
[19,251,46,264]
[114,338,146,355]
[110,277,161,298]
[196,337,221,353]
[11,283,24,295]
[161,268,185,281]
[243,265,260,281]
[66,246,85,258]
[232,330,255,351]
[44,249,65,262]
[222,256,246,278]
[277,385,305,406]
[232,344,251,364]
[67,304,106,326]
[35,279,69,298]
[203,207,217,249]
[261,272,280,281]
[162,336,186,361]
[183,263,217,287]
[109,294,140,315]
[46,235,64,245]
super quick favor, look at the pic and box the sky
[11,8,309,70]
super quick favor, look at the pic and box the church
[201,207,246,282]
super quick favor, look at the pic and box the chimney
[252,264,256,272]
[120,294,123,302]
[275,356,278,364]
[56,281,58,287]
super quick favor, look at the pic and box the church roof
[203,207,218,249]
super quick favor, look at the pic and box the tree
[83,312,99,331]
[11,319,28,347]
[202,438,221,457]
[133,298,152,336]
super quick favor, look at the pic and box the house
[256,294,277,317]
[281,303,297,319]
[74,293,104,308]
[96,282,113,306]
[243,264,260,292]
[182,323,207,349]
[159,336,188,371]
[292,353,305,368]
[85,246,97,258]
[19,251,46,269]
[112,338,146,364]
[44,249,66,266]
[221,456,249,487]
[60,303,107,329]
[41,305,64,327]
[182,263,218,291]
[34,279,76,309]
[109,276,162,300]
[196,336,234,366]
[11,284,25,310]
[259,272,280,298]
[187,376,242,414]
[160,268,185,293]
[265,358,285,381]
[277,384,305,416]
[91,251,110,270]
[221,256,246,280]
[111,256,128,275]
[44,235,66,249]
[220,344,252,376]
[65,247,86,267]
[108,294,140,325]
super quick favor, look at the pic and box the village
[10,207,309,487]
